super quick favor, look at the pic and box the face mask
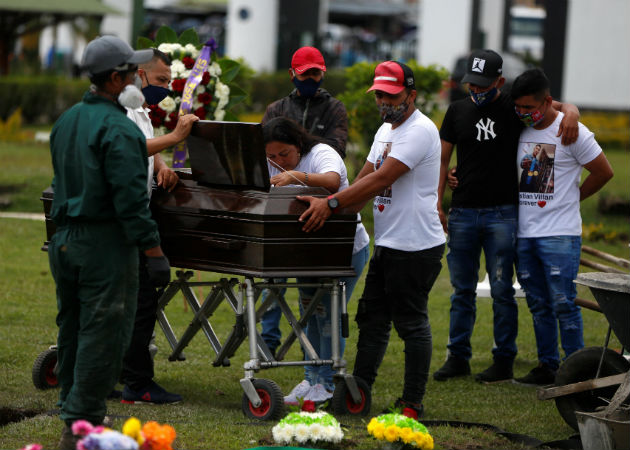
[515,107,545,127]
[117,83,145,109]
[292,77,322,98]
[141,74,171,105]
[469,86,497,107]
[377,95,409,124]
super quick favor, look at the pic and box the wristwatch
[327,195,339,212]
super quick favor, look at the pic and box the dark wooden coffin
[41,121,358,278]
[151,170,357,278]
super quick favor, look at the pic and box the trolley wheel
[554,346,630,431]
[331,376,371,416]
[32,347,59,390]
[242,379,284,421]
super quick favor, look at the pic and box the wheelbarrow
[537,272,630,435]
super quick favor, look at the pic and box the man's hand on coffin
[156,166,179,192]
[296,195,331,232]
[146,255,171,288]
[172,113,200,142]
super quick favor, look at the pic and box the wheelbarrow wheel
[32,346,59,390]
[555,346,630,430]
[242,379,284,421]
[331,376,371,416]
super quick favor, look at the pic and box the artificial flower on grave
[272,411,344,447]
[59,417,176,450]
[137,26,247,166]
[367,413,434,450]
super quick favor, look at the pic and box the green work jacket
[49,91,160,251]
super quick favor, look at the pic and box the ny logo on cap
[472,58,486,73]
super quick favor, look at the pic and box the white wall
[479,0,504,51]
[418,0,471,70]
[563,0,630,109]
[100,0,133,43]
[226,0,278,73]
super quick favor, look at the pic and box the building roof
[0,0,120,15]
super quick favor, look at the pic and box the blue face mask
[292,77,322,98]
[469,86,498,107]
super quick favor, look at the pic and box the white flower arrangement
[272,411,344,446]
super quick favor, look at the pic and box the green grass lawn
[0,140,628,449]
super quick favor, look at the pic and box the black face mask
[292,77,322,98]
[141,74,171,105]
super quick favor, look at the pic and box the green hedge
[0,76,90,124]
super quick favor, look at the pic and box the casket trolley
[35,121,372,421]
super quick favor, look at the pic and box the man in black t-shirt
[434,49,579,383]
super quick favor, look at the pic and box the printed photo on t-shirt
[374,141,393,198]
[518,142,555,194]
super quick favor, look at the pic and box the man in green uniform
[48,35,171,449]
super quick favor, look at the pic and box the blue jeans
[298,245,370,391]
[516,235,583,370]
[260,281,287,354]
[446,205,518,363]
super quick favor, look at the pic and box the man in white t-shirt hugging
[297,61,446,419]
[511,69,613,385]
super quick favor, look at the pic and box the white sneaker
[283,380,311,405]
[304,383,333,403]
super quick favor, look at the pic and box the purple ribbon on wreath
[172,39,218,168]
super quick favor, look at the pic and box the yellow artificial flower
[384,425,398,442]
[424,433,434,450]
[400,427,414,444]
[367,418,378,433]
[372,422,385,440]
[413,431,427,448]
[123,418,141,437]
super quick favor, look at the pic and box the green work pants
[48,222,138,426]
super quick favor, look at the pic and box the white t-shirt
[267,142,370,254]
[126,106,154,196]
[367,109,446,251]
[517,112,602,238]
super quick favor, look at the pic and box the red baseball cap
[291,47,326,74]
[367,61,415,94]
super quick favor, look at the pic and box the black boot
[433,357,471,381]
[475,360,513,383]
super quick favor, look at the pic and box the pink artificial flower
[20,444,43,450]
[72,420,94,436]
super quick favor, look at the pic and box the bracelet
[303,172,309,183]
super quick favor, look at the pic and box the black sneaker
[121,381,182,404]
[475,361,513,383]
[383,398,424,420]
[515,364,556,386]
[433,357,471,381]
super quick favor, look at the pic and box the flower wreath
[272,411,344,446]
[137,26,246,165]
[367,413,434,450]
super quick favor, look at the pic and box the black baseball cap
[461,49,503,88]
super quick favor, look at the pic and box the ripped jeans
[446,205,518,363]
[516,235,583,370]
